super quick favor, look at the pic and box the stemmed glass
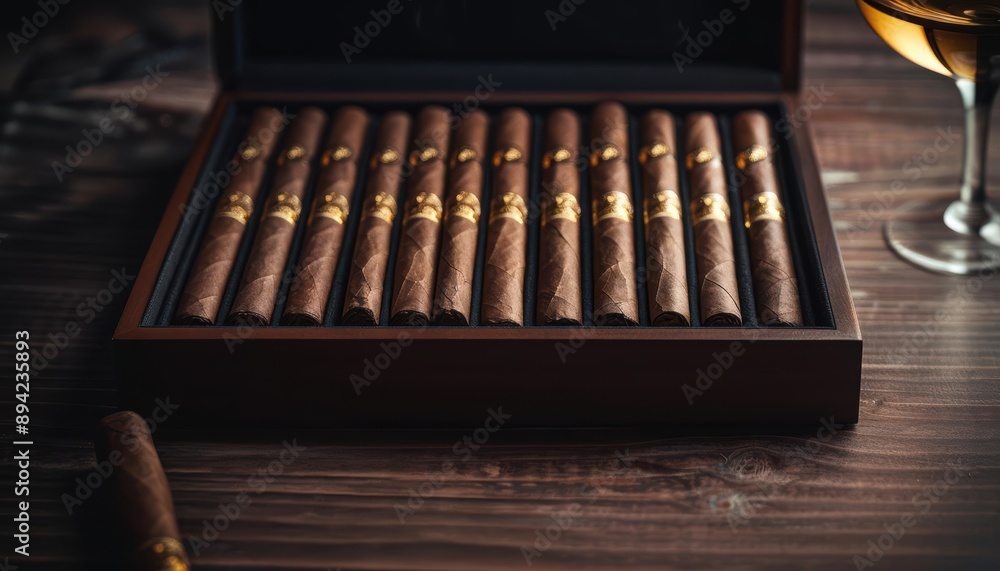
[858,0,1000,274]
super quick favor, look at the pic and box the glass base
[885,198,1000,275]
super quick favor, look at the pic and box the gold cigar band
[589,143,622,167]
[542,146,573,169]
[593,190,633,223]
[493,146,524,167]
[136,536,190,571]
[403,192,443,224]
[372,147,400,167]
[313,192,350,224]
[489,192,528,224]
[363,191,397,224]
[276,144,307,166]
[639,142,671,165]
[685,147,717,170]
[744,191,785,228]
[451,146,479,167]
[239,143,263,162]
[644,189,682,223]
[322,145,352,166]
[409,146,440,167]
[691,193,731,225]
[215,191,254,224]
[542,193,581,226]
[735,144,769,171]
[266,192,303,224]
[445,191,481,224]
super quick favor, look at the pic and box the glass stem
[946,79,999,234]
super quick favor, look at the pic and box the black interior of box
[215,0,794,92]
[141,100,833,329]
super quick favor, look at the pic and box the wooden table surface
[2,2,999,570]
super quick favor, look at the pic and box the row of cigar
[174,102,802,327]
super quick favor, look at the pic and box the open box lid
[213,0,801,93]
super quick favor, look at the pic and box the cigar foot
[226,312,269,327]
[281,312,322,326]
[174,315,213,326]
[342,307,378,326]
[433,310,470,326]
[653,312,690,327]
[704,313,742,327]
[600,313,639,327]
[543,317,583,326]
[389,311,429,327]
[483,319,521,327]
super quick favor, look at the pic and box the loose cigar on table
[389,106,452,326]
[432,110,489,326]
[282,106,371,326]
[731,111,802,326]
[341,111,411,325]
[97,411,189,571]
[175,107,285,324]
[685,112,742,326]
[227,107,327,326]
[590,101,639,326]
[536,108,583,326]
[640,110,690,327]
[480,107,532,326]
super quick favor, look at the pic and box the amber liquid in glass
[857,0,1000,81]
[857,1,1000,274]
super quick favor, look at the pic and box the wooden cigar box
[113,0,862,427]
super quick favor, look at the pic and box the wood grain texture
[1,2,999,570]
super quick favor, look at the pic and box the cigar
[731,111,802,326]
[227,107,327,326]
[590,102,639,326]
[342,111,411,325]
[388,106,451,326]
[175,107,286,324]
[97,411,189,571]
[685,112,742,326]
[432,110,489,326]
[536,108,583,326]
[282,106,371,326]
[640,110,690,327]
[480,108,531,326]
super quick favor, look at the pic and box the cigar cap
[374,111,412,158]
[684,112,723,158]
[411,105,452,160]
[542,108,581,175]
[322,106,371,162]
[731,110,773,154]
[640,109,676,153]
[590,101,630,155]
[494,107,532,162]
